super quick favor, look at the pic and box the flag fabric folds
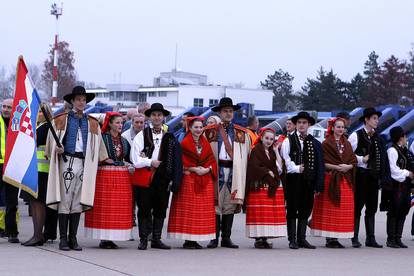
[3,56,41,197]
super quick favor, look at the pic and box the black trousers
[354,168,379,218]
[135,183,170,220]
[5,183,19,235]
[285,173,314,220]
[387,180,411,219]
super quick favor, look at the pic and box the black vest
[392,144,414,173]
[355,129,381,176]
[142,127,161,159]
[288,132,317,181]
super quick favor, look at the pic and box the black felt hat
[390,126,405,143]
[211,97,241,112]
[291,111,315,126]
[359,107,382,122]
[144,103,171,117]
[63,86,95,103]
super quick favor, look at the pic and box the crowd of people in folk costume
[1,85,414,251]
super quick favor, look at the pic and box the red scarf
[181,133,217,190]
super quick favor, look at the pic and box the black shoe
[351,237,362,248]
[254,239,265,249]
[183,240,202,249]
[99,240,118,249]
[151,239,171,249]
[365,238,383,248]
[221,238,239,248]
[68,236,82,251]
[289,241,299,249]
[207,239,218,248]
[8,235,19,243]
[59,238,70,251]
[0,229,6,238]
[298,239,316,249]
[138,239,148,250]
[396,239,408,248]
[22,237,44,247]
[386,239,400,248]
[326,239,344,248]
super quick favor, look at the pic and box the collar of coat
[53,112,99,134]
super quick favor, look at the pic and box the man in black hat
[204,97,251,249]
[281,111,324,249]
[383,126,414,248]
[348,107,389,248]
[131,103,182,250]
[45,86,108,251]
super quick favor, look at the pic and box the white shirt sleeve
[348,132,365,166]
[387,147,410,182]
[131,131,152,168]
[276,158,283,175]
[281,138,301,174]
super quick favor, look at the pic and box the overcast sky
[1,0,414,89]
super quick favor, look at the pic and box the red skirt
[246,186,287,238]
[311,173,354,238]
[167,173,216,241]
[84,166,133,241]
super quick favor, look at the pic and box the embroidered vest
[63,111,88,154]
[355,129,381,176]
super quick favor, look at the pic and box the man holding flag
[45,85,107,251]
[2,57,42,243]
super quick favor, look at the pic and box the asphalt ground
[0,200,413,276]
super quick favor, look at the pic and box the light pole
[50,3,63,105]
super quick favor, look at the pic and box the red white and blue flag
[3,56,41,197]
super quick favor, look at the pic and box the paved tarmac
[0,201,413,276]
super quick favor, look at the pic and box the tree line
[261,47,414,112]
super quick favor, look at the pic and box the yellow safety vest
[0,116,6,164]
[37,145,49,173]
[36,123,50,173]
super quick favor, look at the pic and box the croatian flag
[3,56,41,197]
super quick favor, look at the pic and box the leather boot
[365,216,382,248]
[396,218,408,248]
[68,213,82,251]
[207,215,220,248]
[58,214,70,251]
[287,219,299,249]
[151,217,170,249]
[297,219,315,249]
[137,216,148,250]
[386,216,399,248]
[351,216,362,248]
[220,214,238,248]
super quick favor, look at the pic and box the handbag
[131,167,154,188]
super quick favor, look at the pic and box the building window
[138,93,147,103]
[209,99,219,107]
[193,98,203,107]
[158,91,167,97]
[148,92,157,97]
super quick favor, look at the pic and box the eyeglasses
[2,105,12,109]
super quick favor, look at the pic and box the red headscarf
[254,127,276,145]
[326,117,346,138]
[101,111,122,133]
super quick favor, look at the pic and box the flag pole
[23,56,68,163]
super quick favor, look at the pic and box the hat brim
[291,115,315,126]
[144,108,171,117]
[359,111,382,122]
[211,104,241,112]
[63,93,95,104]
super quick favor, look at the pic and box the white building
[154,69,208,86]
[88,84,273,116]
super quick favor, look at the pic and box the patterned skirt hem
[310,229,354,239]
[167,232,216,241]
[84,227,132,241]
[246,225,287,238]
